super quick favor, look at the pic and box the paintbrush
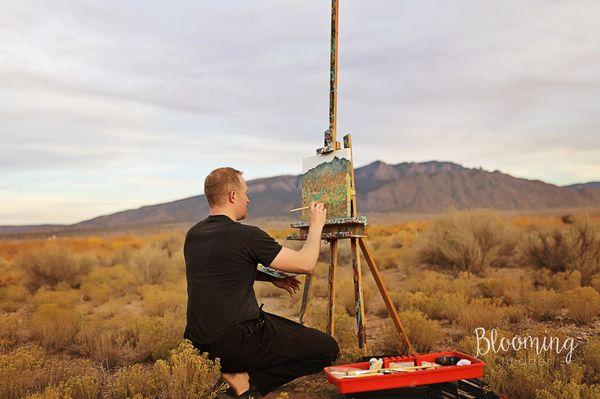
[289,205,310,212]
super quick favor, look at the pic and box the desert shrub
[477,273,529,305]
[32,285,81,307]
[151,233,184,258]
[381,310,443,354]
[0,314,21,352]
[139,284,186,317]
[17,244,93,290]
[106,340,224,399]
[535,381,600,399]
[527,289,562,321]
[76,314,184,368]
[523,215,600,283]
[24,375,101,399]
[80,264,137,304]
[410,210,519,275]
[504,304,527,324]
[591,274,600,292]
[400,291,468,321]
[332,313,367,363]
[456,298,509,334]
[561,287,600,324]
[129,246,172,284]
[488,350,583,399]
[0,346,97,399]
[0,283,29,312]
[582,336,600,384]
[31,304,80,351]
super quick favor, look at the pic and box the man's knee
[319,333,339,362]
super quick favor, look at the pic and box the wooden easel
[287,0,415,354]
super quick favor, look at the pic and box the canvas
[301,148,353,221]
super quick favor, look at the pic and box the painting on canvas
[301,148,353,221]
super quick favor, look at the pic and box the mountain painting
[301,148,353,221]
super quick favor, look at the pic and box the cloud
[0,0,599,224]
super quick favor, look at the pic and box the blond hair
[204,167,243,207]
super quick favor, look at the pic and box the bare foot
[221,372,250,396]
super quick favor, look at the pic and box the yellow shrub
[24,375,101,399]
[0,346,97,399]
[402,291,468,321]
[0,314,21,352]
[0,284,29,312]
[410,210,519,275]
[129,246,172,284]
[76,313,184,368]
[381,310,443,354]
[477,276,524,305]
[523,215,600,283]
[139,284,186,317]
[17,244,93,290]
[80,264,137,305]
[582,336,600,384]
[456,298,509,334]
[535,380,600,399]
[561,287,600,324]
[106,340,224,399]
[527,289,562,321]
[32,286,81,307]
[31,304,80,351]
[107,364,156,399]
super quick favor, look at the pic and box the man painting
[183,167,339,398]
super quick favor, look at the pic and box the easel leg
[358,237,415,354]
[327,239,338,336]
[351,238,367,349]
[299,273,313,325]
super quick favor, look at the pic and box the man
[183,167,339,398]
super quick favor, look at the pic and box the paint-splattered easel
[287,0,415,354]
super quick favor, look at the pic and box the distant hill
[1,161,599,235]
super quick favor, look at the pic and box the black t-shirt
[183,214,283,343]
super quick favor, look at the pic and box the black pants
[192,309,339,396]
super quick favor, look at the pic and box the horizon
[3,158,597,228]
[2,1,599,224]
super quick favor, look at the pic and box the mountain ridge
[1,160,598,235]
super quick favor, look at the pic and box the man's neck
[209,208,237,221]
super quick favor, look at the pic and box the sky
[1,0,599,225]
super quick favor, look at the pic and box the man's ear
[227,190,236,204]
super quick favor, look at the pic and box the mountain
[2,161,598,235]
[565,182,600,190]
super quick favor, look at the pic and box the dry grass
[410,210,519,275]
[527,288,563,321]
[17,243,93,290]
[381,310,443,354]
[561,287,600,324]
[0,346,98,399]
[130,245,172,284]
[524,215,600,283]
[456,298,510,334]
[0,212,599,397]
[105,340,225,399]
[31,304,81,351]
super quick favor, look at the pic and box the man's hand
[271,276,302,296]
[308,201,327,228]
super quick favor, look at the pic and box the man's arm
[270,202,326,274]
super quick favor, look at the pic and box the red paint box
[324,351,485,394]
